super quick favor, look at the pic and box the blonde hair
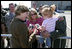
[50,4,56,12]
[29,8,41,20]
[42,5,49,9]
[42,7,53,17]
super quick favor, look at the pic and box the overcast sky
[1,1,31,8]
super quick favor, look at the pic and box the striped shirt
[42,17,59,33]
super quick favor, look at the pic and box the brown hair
[15,5,29,16]
[9,3,15,7]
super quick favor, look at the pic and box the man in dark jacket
[50,16,67,48]
[49,4,66,48]
[9,5,30,48]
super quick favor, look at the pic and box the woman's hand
[28,29,33,35]
[29,28,38,42]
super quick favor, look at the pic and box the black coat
[50,16,67,48]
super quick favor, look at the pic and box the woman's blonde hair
[29,8,41,20]
[42,7,53,17]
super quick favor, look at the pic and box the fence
[36,35,71,48]
[1,26,71,48]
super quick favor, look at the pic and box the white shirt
[42,17,59,33]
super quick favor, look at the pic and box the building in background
[1,1,31,8]
[31,1,71,10]
[1,1,71,10]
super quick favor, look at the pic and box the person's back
[10,18,30,48]
[9,5,31,48]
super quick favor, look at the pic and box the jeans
[38,34,51,47]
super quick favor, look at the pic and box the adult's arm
[50,16,67,39]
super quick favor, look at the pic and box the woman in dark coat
[49,4,67,48]
[50,16,67,48]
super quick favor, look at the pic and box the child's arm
[39,26,46,32]
[39,26,51,38]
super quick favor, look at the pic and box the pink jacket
[26,17,44,35]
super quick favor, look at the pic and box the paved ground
[65,11,71,48]
[60,11,71,37]
[59,11,71,48]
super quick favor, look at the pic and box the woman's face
[30,11,37,20]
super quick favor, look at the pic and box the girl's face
[42,16,47,20]
[30,11,37,20]
[42,12,51,19]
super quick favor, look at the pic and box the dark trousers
[51,39,66,48]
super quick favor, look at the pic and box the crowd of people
[1,3,67,48]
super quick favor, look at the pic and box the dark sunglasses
[31,13,37,16]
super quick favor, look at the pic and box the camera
[35,24,40,29]
[28,24,34,30]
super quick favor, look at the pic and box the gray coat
[5,11,15,33]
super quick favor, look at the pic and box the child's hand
[42,26,45,31]
[39,26,45,31]
[38,26,42,30]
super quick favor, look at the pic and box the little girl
[38,7,59,48]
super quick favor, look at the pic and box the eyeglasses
[30,13,37,16]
